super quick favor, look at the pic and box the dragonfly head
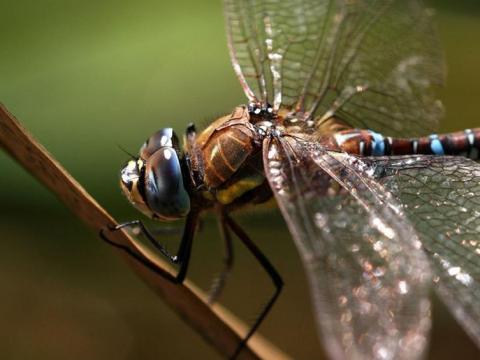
[120,128,191,221]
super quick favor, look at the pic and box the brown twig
[0,103,290,360]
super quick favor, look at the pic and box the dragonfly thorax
[188,106,272,206]
[120,106,277,221]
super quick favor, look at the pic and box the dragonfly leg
[99,227,176,280]
[99,211,199,283]
[207,213,234,304]
[224,214,283,359]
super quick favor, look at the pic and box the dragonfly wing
[364,155,480,348]
[264,137,432,359]
[224,0,444,136]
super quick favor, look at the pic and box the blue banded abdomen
[333,128,480,159]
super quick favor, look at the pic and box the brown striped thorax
[119,105,281,221]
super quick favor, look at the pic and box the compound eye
[140,128,180,160]
[144,147,190,220]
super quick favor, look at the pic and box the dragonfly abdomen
[334,128,480,159]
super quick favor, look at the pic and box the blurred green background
[0,0,479,359]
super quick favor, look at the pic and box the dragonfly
[101,0,480,359]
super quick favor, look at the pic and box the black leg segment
[100,210,199,284]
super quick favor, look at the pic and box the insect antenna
[116,143,137,159]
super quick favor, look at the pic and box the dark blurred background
[0,0,479,359]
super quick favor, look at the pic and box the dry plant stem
[0,103,290,360]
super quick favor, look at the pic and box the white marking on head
[126,160,137,171]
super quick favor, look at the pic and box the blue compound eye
[140,128,180,160]
[144,147,190,220]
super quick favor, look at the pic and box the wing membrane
[264,137,432,359]
[364,155,480,348]
[224,0,445,136]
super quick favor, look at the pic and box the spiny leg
[224,214,283,359]
[100,211,199,283]
[207,212,234,304]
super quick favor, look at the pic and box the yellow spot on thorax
[209,144,220,162]
[213,174,265,205]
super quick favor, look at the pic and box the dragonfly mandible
[101,1,480,359]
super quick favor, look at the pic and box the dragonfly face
[120,128,190,221]
[111,1,480,359]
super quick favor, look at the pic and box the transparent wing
[364,155,480,348]
[264,137,432,359]
[224,0,445,136]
